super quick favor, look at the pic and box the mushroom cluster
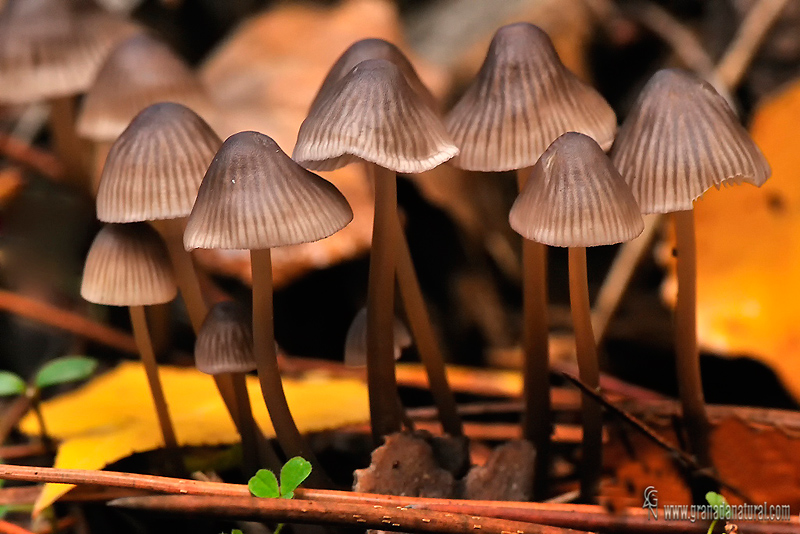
[58,6,771,505]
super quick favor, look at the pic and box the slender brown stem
[109,495,578,534]
[567,247,601,503]
[29,394,55,456]
[249,249,318,466]
[0,395,34,445]
[365,163,401,440]
[91,141,112,197]
[392,213,462,436]
[48,96,89,188]
[673,210,712,470]
[516,169,551,500]
[129,305,179,450]
[229,372,270,473]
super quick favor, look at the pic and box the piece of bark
[461,440,536,501]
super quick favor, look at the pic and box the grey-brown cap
[0,0,140,104]
[77,33,212,142]
[96,102,222,223]
[194,300,256,375]
[611,69,771,214]
[81,223,177,306]
[309,38,437,113]
[510,132,644,247]
[184,131,353,251]
[293,58,458,174]
[344,307,412,368]
[445,23,616,172]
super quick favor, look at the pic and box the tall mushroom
[184,131,352,474]
[195,300,281,473]
[0,0,139,183]
[80,223,179,453]
[444,22,616,496]
[510,132,644,501]
[611,68,770,487]
[293,58,458,440]
[303,39,462,437]
[76,33,213,191]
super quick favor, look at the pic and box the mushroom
[611,68,770,478]
[510,132,644,501]
[0,0,139,183]
[195,300,282,473]
[444,22,616,496]
[293,58,458,440]
[301,39,463,437]
[76,33,213,192]
[184,131,352,473]
[344,306,412,368]
[80,223,179,452]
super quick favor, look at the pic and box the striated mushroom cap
[0,0,140,103]
[611,68,771,214]
[445,23,616,172]
[293,58,457,174]
[184,131,353,251]
[195,300,256,375]
[81,223,177,306]
[344,306,412,368]
[96,102,221,223]
[77,33,212,141]
[510,132,644,247]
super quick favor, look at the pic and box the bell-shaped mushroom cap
[0,0,140,104]
[344,307,412,368]
[612,69,771,214]
[81,223,177,306]
[445,23,616,172]
[293,58,458,174]
[96,102,222,223]
[77,33,212,142]
[510,132,644,247]
[184,131,353,251]
[309,38,437,113]
[194,300,256,375]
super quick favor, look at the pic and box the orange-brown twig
[0,520,35,534]
[0,134,64,181]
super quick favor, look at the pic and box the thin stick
[249,249,319,469]
[392,212,462,436]
[672,210,712,470]
[0,520,36,534]
[109,495,581,534]
[0,289,137,354]
[567,247,601,503]
[365,163,401,440]
[516,169,551,500]
[0,133,65,181]
[0,395,34,445]
[129,305,179,450]
[715,0,793,89]
[0,442,47,460]
[592,214,662,343]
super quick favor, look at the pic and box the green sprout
[706,491,731,534]
[247,457,312,534]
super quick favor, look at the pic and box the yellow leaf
[665,79,800,401]
[18,361,369,513]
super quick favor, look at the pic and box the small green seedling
[248,456,312,499]
[706,491,731,534]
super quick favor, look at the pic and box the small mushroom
[294,58,458,440]
[611,68,770,477]
[510,132,644,501]
[344,306,412,368]
[80,223,179,452]
[184,131,352,476]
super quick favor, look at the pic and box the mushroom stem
[48,96,89,187]
[129,305,179,450]
[567,247,601,503]
[228,372,262,473]
[516,169,551,499]
[249,249,321,470]
[91,141,113,197]
[672,209,712,468]
[392,212,463,436]
[365,163,401,441]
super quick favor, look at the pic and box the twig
[109,495,583,534]
[0,133,65,182]
[560,373,749,501]
[0,521,35,534]
[0,442,48,460]
[715,0,793,89]
[0,290,137,354]
[0,396,33,446]
[0,485,147,506]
